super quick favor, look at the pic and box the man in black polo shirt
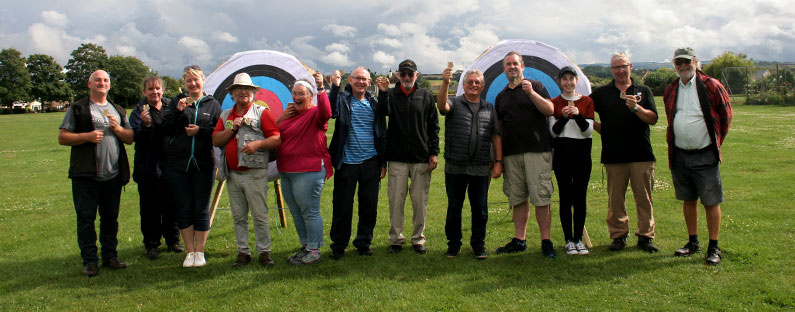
[591,52,659,253]
[494,51,557,258]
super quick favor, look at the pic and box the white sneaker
[565,241,578,255]
[576,241,590,255]
[193,252,206,267]
[182,252,195,267]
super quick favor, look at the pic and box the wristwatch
[632,105,639,113]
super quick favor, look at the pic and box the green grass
[0,100,793,311]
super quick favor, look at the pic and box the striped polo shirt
[343,97,377,164]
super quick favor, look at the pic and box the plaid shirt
[663,70,732,169]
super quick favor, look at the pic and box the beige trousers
[387,161,431,245]
[605,162,656,239]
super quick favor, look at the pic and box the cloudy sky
[1,0,793,77]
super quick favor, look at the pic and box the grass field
[0,100,793,311]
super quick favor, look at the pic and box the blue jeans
[167,168,213,231]
[444,173,490,248]
[281,167,326,250]
[72,175,122,265]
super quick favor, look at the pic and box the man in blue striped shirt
[328,67,388,260]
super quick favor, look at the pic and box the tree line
[0,43,183,108]
[0,43,760,109]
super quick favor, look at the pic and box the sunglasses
[399,71,415,77]
[674,59,692,66]
[183,65,201,72]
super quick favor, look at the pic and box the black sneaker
[146,247,160,260]
[609,237,627,251]
[472,245,487,260]
[331,250,345,260]
[637,236,659,253]
[674,241,700,257]
[541,241,557,258]
[102,258,127,269]
[705,246,722,265]
[358,248,373,256]
[388,245,402,253]
[445,246,461,258]
[496,238,527,254]
[412,244,427,254]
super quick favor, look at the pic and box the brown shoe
[259,252,275,267]
[82,263,98,277]
[232,252,251,267]
[102,258,127,269]
[167,243,185,253]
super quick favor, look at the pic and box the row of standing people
[59,46,731,277]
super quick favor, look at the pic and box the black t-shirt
[495,80,552,156]
[591,79,657,164]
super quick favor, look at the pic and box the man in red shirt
[212,73,281,267]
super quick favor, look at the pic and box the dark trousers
[330,157,381,252]
[444,173,490,248]
[553,138,592,242]
[167,168,213,231]
[72,176,122,265]
[138,176,179,249]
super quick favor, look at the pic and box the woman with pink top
[276,72,333,265]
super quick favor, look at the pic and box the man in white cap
[212,73,281,267]
[663,47,732,265]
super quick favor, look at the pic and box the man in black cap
[375,59,440,254]
[663,47,732,265]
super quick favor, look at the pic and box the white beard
[401,81,415,89]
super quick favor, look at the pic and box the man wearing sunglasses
[375,59,440,255]
[663,47,732,265]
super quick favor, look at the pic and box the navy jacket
[328,84,387,169]
[129,97,172,182]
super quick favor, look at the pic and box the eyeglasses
[611,64,630,70]
[399,71,415,77]
[292,91,309,97]
[465,80,482,86]
[351,76,369,82]
[183,65,201,72]
[674,59,692,66]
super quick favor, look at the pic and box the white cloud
[322,51,353,67]
[322,24,357,38]
[41,10,67,28]
[377,23,400,36]
[373,51,395,68]
[178,36,212,63]
[26,23,80,64]
[325,43,350,54]
[373,38,402,48]
[213,31,239,43]
[115,45,137,56]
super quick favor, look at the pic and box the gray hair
[611,52,631,64]
[463,69,484,84]
[291,79,316,96]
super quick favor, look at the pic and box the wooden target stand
[208,168,287,228]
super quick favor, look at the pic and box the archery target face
[457,39,590,104]
[204,50,316,119]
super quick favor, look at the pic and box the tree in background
[642,67,679,96]
[160,75,184,99]
[106,55,151,107]
[0,48,33,105]
[703,51,754,94]
[65,43,108,100]
[27,54,73,103]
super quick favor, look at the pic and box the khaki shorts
[502,152,553,207]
